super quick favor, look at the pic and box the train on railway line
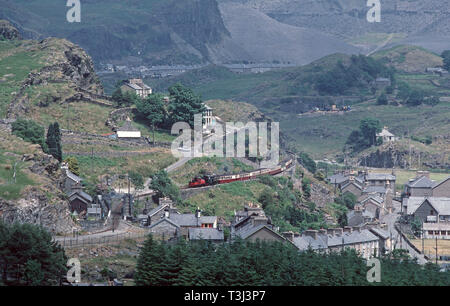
[188,159,293,188]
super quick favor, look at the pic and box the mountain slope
[0,0,360,66]
[220,0,450,54]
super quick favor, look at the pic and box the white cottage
[117,119,141,138]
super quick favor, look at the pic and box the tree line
[135,235,450,286]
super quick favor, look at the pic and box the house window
[430,210,434,216]
[441,231,446,235]
[428,231,434,235]
[435,231,440,235]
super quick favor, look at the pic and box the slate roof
[376,129,394,137]
[327,173,347,184]
[188,228,224,241]
[149,217,180,229]
[406,176,435,188]
[118,121,140,132]
[341,181,363,190]
[148,204,169,217]
[360,195,384,205]
[125,83,142,90]
[292,234,328,251]
[406,197,450,215]
[68,190,93,203]
[328,230,379,247]
[167,214,217,227]
[369,228,390,240]
[66,170,82,183]
[365,173,396,181]
[363,186,387,194]
[234,224,285,241]
[293,229,379,251]
[432,176,450,189]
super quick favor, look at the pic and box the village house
[327,171,365,190]
[403,174,435,198]
[120,78,152,98]
[231,204,287,243]
[61,163,94,216]
[426,67,449,76]
[358,196,384,219]
[148,205,223,242]
[116,118,141,139]
[374,77,391,89]
[68,190,93,215]
[341,180,363,198]
[405,197,450,239]
[347,206,376,227]
[288,226,389,259]
[203,104,215,131]
[364,172,396,192]
[376,127,398,143]
[432,177,450,198]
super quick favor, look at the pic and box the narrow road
[381,200,428,265]
[366,33,394,56]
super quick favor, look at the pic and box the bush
[11,119,47,151]
[298,152,316,174]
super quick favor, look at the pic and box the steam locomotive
[188,159,293,188]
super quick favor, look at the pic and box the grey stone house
[288,227,383,259]
[432,177,450,198]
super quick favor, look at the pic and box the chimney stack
[353,226,362,233]
[282,231,295,242]
[327,228,335,236]
[195,207,201,219]
[334,228,343,237]
[304,230,318,240]
[343,226,353,234]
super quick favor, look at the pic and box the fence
[55,231,150,249]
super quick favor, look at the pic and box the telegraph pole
[435,237,438,265]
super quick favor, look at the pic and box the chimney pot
[343,226,353,234]
[334,228,343,237]
[304,230,318,240]
[282,231,295,242]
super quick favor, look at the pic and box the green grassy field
[64,148,177,188]
[182,180,270,219]
[0,151,34,200]
[0,40,46,117]
[280,99,450,158]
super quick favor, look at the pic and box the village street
[380,200,428,265]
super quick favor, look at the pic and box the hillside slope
[0,0,359,66]
[223,0,450,54]
[0,24,112,134]
[0,128,77,234]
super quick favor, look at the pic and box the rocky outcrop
[0,20,21,40]
[358,144,450,170]
[7,38,104,118]
[0,150,78,234]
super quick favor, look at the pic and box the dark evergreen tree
[46,122,62,162]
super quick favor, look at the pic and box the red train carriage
[187,159,294,188]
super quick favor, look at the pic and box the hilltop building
[376,127,398,143]
[116,118,141,138]
[121,78,152,98]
